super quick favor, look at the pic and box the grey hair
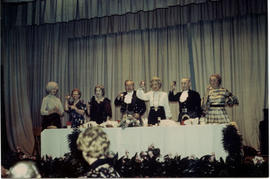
[46,81,59,94]
[9,161,41,178]
[77,126,110,159]
[181,78,191,83]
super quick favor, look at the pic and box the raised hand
[65,95,71,100]
[117,92,124,100]
[170,81,176,91]
[139,81,145,88]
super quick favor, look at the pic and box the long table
[41,125,228,160]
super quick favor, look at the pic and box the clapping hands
[49,106,60,115]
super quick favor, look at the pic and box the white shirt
[137,88,172,119]
[40,94,64,116]
[180,90,189,103]
[124,91,134,104]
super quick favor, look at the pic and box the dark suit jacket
[169,90,202,118]
[114,91,146,116]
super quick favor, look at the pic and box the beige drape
[2,0,267,153]
[2,29,35,154]
[190,16,268,148]
[68,27,191,123]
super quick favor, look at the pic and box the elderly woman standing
[137,77,172,125]
[203,74,239,124]
[40,81,64,130]
[87,85,112,124]
[65,88,87,128]
[77,126,120,177]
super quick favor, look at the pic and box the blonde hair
[46,81,59,94]
[76,127,110,158]
[150,76,162,88]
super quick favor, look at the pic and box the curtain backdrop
[2,0,267,154]
[3,0,266,26]
[2,28,35,154]
[68,27,191,123]
[3,0,221,25]
[190,15,268,148]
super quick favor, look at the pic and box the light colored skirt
[206,107,230,124]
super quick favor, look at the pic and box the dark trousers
[148,106,166,125]
[42,113,61,130]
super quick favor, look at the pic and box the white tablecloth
[41,125,228,160]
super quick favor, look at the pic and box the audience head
[77,126,110,165]
[9,161,41,178]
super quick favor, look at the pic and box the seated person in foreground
[77,126,120,177]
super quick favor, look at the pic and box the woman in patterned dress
[65,88,87,128]
[203,74,239,124]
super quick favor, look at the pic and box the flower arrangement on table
[80,121,99,128]
[99,120,119,128]
[79,120,119,128]
[118,114,142,129]
[182,117,199,125]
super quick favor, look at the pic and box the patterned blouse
[81,159,120,178]
[206,87,238,107]
[66,100,87,128]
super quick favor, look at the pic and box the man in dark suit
[115,80,146,120]
[169,78,202,123]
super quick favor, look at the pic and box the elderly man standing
[169,78,202,123]
[114,80,146,121]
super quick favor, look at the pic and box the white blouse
[40,94,64,116]
[137,88,172,119]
